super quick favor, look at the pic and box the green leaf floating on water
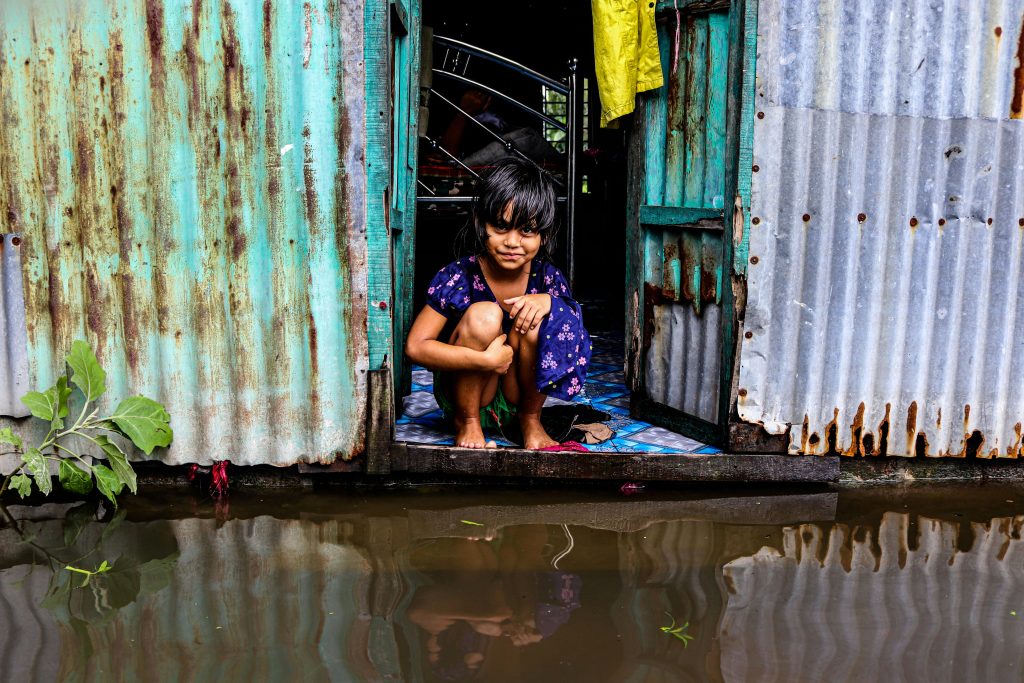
[58,459,94,495]
[0,427,22,450]
[95,435,136,494]
[93,464,124,507]
[460,520,485,526]
[110,397,173,455]
[66,340,106,402]
[9,473,32,498]
[22,448,51,495]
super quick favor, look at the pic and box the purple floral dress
[425,256,592,400]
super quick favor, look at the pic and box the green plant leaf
[0,427,22,450]
[92,464,123,507]
[110,397,172,455]
[9,473,32,498]
[51,376,73,429]
[58,459,94,495]
[20,378,72,427]
[22,448,51,495]
[94,435,136,494]
[21,390,55,421]
[66,340,106,402]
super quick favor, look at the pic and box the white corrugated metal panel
[721,513,1024,682]
[0,234,30,417]
[645,302,723,423]
[738,0,1024,456]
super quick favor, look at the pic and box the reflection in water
[406,528,581,680]
[1,488,1024,682]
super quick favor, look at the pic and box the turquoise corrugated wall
[0,0,375,465]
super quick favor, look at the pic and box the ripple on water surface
[1,484,1023,682]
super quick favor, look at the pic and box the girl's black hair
[469,158,559,259]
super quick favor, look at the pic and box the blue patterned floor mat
[396,334,721,455]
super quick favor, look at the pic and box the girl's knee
[462,302,504,341]
[512,323,541,347]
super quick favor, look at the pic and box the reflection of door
[625,4,741,447]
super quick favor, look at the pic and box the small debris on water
[620,482,645,495]
[280,143,294,156]
[1012,611,1017,617]
[460,519,484,526]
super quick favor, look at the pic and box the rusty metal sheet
[0,0,369,464]
[738,0,1024,456]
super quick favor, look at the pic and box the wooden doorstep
[391,442,838,482]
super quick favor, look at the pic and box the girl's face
[482,203,543,273]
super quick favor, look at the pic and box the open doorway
[394,0,723,455]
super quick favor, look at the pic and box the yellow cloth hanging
[591,0,664,128]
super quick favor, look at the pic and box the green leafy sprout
[64,560,112,587]
[0,340,173,507]
[660,612,695,647]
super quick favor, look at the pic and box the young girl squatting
[405,159,592,449]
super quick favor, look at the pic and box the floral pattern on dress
[424,257,592,401]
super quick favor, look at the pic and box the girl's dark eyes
[492,223,537,235]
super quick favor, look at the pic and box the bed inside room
[396,0,720,455]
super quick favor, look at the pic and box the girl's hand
[482,334,514,374]
[504,294,552,334]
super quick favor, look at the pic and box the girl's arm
[405,306,512,373]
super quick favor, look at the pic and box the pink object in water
[619,482,645,495]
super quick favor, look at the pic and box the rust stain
[145,0,165,89]
[800,413,810,453]
[846,401,866,457]
[965,430,985,459]
[1010,423,1023,458]
[824,407,840,455]
[303,3,314,69]
[1012,15,1024,118]
[301,127,320,234]
[876,403,891,456]
[906,401,918,456]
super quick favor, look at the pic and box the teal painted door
[389,0,422,394]
[626,3,742,446]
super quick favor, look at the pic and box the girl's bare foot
[454,417,496,448]
[520,415,557,450]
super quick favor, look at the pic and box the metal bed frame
[417,34,582,285]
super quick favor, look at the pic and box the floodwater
[3,483,1024,682]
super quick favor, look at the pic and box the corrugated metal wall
[0,234,30,417]
[738,0,1024,456]
[0,0,370,465]
[721,513,1024,682]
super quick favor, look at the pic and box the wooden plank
[644,23,671,206]
[704,11,729,207]
[365,366,395,474]
[365,0,394,369]
[625,84,650,392]
[733,0,758,274]
[639,204,724,226]
[656,0,731,12]
[400,443,838,482]
[721,0,757,436]
[682,17,708,207]
[663,16,689,206]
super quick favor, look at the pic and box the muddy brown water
[3,483,1024,682]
